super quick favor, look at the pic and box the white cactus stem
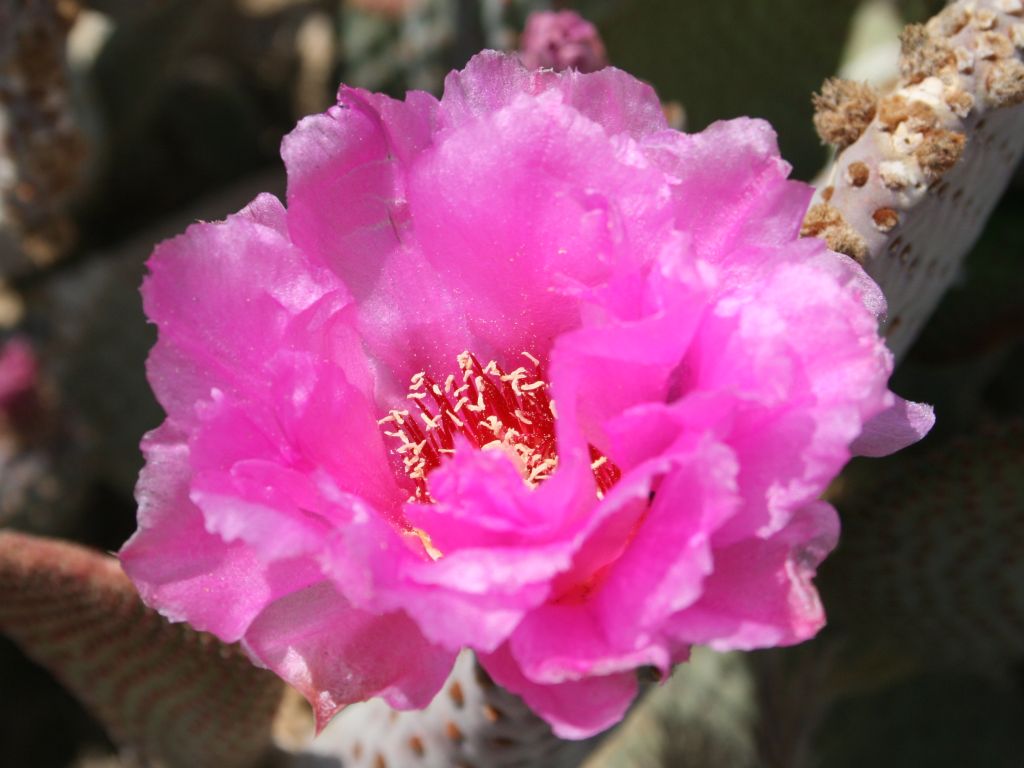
[805,0,1024,359]
[296,651,600,768]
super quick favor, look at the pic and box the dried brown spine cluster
[812,78,879,152]
[803,0,1024,358]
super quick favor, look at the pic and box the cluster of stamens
[379,352,620,503]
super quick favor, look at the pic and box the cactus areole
[120,52,933,739]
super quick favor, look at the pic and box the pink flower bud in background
[0,339,38,418]
[519,10,608,73]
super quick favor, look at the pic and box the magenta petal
[507,602,674,686]
[649,118,814,259]
[808,245,889,319]
[189,397,327,560]
[394,446,585,652]
[479,643,637,739]
[143,199,342,427]
[414,442,589,547]
[242,581,455,730]
[498,434,736,685]
[595,436,740,643]
[442,51,666,139]
[670,501,840,649]
[238,191,290,232]
[851,397,935,457]
[187,363,403,562]
[407,82,678,361]
[680,251,899,541]
[120,426,322,642]
[281,91,474,388]
[282,95,407,294]
[548,286,707,460]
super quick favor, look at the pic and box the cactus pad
[805,0,1024,358]
[822,419,1024,667]
[0,531,286,768]
[302,651,599,768]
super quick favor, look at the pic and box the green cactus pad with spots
[822,419,1024,667]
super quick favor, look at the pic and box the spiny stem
[804,0,1024,358]
[299,651,601,768]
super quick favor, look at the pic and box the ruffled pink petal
[407,88,677,364]
[411,444,570,548]
[143,196,343,428]
[281,86,438,285]
[393,446,590,652]
[851,397,935,457]
[668,501,839,650]
[239,191,290,232]
[643,118,813,260]
[441,50,666,140]
[507,603,672,684]
[801,244,889,319]
[499,461,674,682]
[191,444,329,563]
[682,254,894,541]
[120,425,323,642]
[282,53,677,386]
[242,580,455,731]
[547,268,708,462]
[281,88,474,392]
[479,643,637,740]
[188,362,404,561]
[387,570,549,655]
[499,433,735,683]
[594,435,739,645]
[276,355,403,511]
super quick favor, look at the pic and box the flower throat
[379,352,620,503]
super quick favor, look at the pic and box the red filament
[380,352,620,503]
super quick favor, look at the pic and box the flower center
[379,351,620,503]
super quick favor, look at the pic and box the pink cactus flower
[519,10,608,73]
[120,52,933,739]
[0,338,39,418]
